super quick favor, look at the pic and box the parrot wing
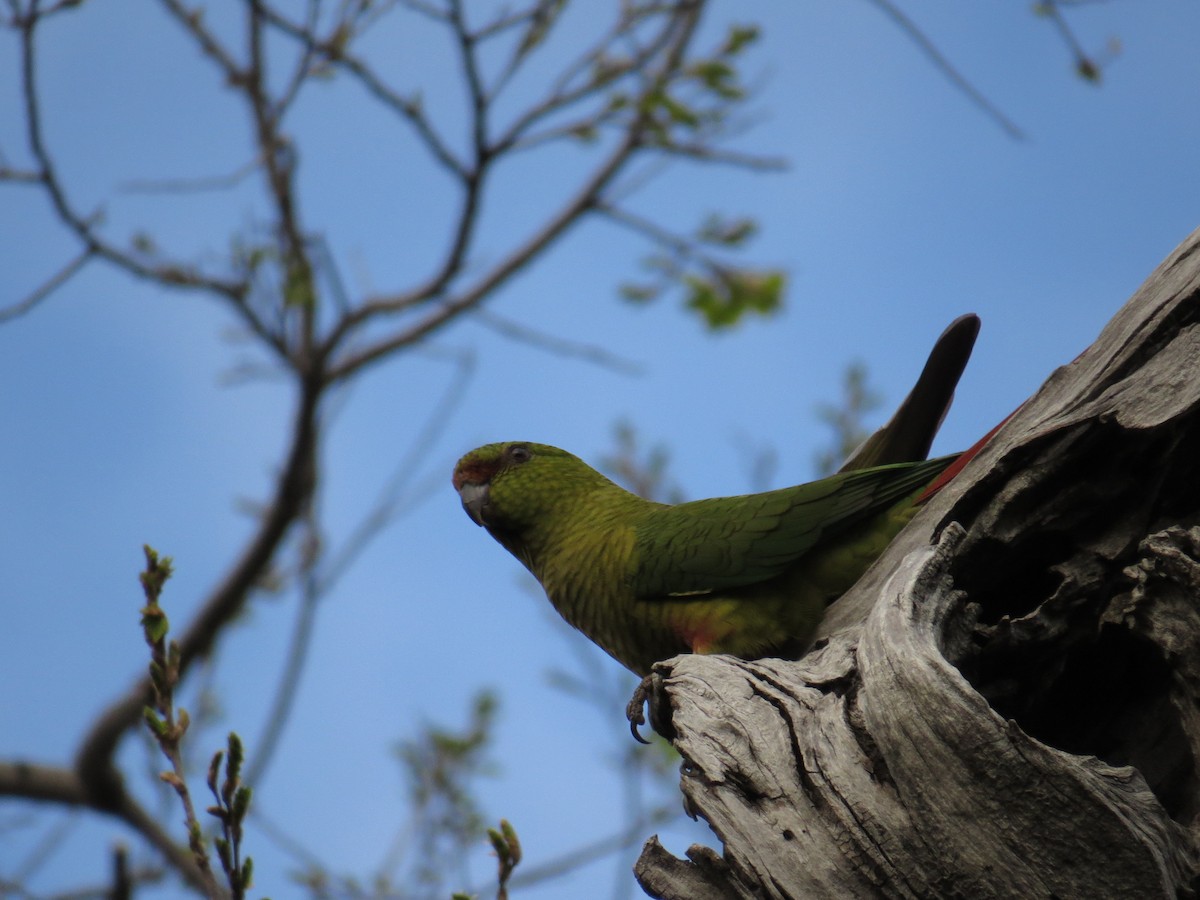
[629,455,957,600]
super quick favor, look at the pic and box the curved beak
[458,482,489,526]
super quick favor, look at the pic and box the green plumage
[453,442,957,676]
[453,316,980,675]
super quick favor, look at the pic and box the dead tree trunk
[635,227,1200,899]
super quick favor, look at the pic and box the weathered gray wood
[636,227,1200,899]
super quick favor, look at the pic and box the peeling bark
[636,227,1200,898]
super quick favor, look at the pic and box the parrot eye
[507,445,532,464]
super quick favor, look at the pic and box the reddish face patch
[452,455,501,491]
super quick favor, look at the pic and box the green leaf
[227,732,245,774]
[147,660,167,695]
[688,60,743,100]
[516,0,567,57]
[721,24,759,56]
[619,282,661,304]
[208,749,224,794]
[283,263,315,308]
[499,818,521,863]
[131,232,157,254]
[139,546,174,613]
[233,785,253,821]
[659,93,699,127]
[240,856,254,889]
[143,707,168,737]
[568,123,598,142]
[605,91,628,112]
[643,89,699,128]
[140,605,169,643]
[685,269,785,330]
[697,214,757,247]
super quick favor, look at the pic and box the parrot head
[452,441,616,536]
[452,442,534,527]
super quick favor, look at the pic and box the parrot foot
[626,679,652,744]
[626,671,675,744]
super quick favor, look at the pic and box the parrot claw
[626,672,675,744]
[626,680,652,744]
[630,719,650,744]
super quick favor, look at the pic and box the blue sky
[3,2,1199,897]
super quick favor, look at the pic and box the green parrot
[452,316,980,678]
[454,442,957,675]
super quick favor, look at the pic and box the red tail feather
[917,409,1018,504]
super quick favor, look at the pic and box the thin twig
[447,0,489,159]
[114,791,212,892]
[18,3,252,302]
[257,0,467,178]
[1039,0,1104,80]
[472,310,645,375]
[499,804,678,892]
[74,384,321,827]
[245,0,317,359]
[320,348,475,591]
[246,805,327,873]
[0,248,91,322]
[326,1,706,380]
[119,158,261,194]
[650,141,786,170]
[272,0,321,119]
[478,2,545,99]
[596,200,693,257]
[863,0,1025,140]
[0,761,210,891]
[10,809,81,884]
[245,350,474,786]
[492,16,659,153]
[0,165,42,183]
[158,0,244,83]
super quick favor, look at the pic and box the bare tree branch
[157,0,244,84]
[0,0,786,891]
[1037,0,1110,82]
[324,1,706,380]
[16,6,249,297]
[0,762,88,807]
[0,761,208,891]
[256,0,468,179]
[12,0,267,365]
